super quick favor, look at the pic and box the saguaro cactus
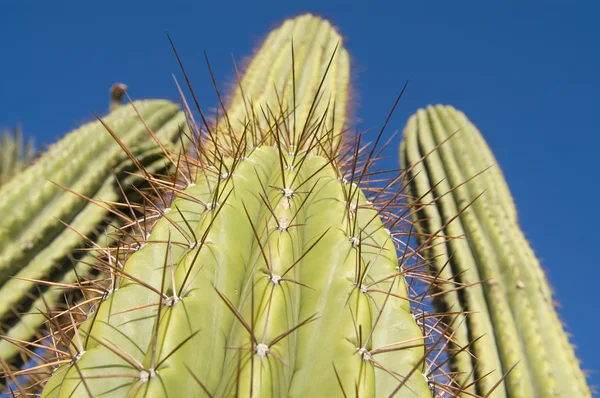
[35,14,434,398]
[0,100,189,369]
[400,105,590,397]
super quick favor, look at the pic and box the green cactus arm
[0,104,188,376]
[39,14,432,398]
[400,120,485,396]
[440,106,589,397]
[0,102,182,280]
[0,226,115,364]
[400,104,590,397]
[0,125,36,187]
[0,103,184,282]
[0,144,180,363]
[431,106,554,395]
[411,108,531,396]
[0,102,161,217]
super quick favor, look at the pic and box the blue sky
[2,0,599,391]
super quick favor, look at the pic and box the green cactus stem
[0,100,189,370]
[36,14,434,398]
[0,144,179,365]
[0,124,36,187]
[400,104,590,397]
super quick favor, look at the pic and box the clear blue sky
[2,0,599,391]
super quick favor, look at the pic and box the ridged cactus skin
[400,105,590,397]
[0,101,189,368]
[0,125,36,187]
[38,15,432,398]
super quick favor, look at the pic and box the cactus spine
[400,105,590,397]
[0,100,189,369]
[37,15,433,397]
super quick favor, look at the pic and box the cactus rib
[0,125,36,188]
[0,101,189,372]
[400,104,590,397]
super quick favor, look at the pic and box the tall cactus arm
[400,104,590,397]
[0,100,189,374]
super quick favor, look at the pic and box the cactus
[0,125,36,187]
[0,99,190,372]
[22,14,443,398]
[400,105,591,397]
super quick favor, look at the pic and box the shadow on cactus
[0,14,476,398]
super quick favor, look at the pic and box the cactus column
[38,14,432,398]
[400,105,590,397]
[0,100,189,370]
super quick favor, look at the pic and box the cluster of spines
[0,99,191,379]
[400,104,591,397]
[0,14,479,398]
[0,14,517,398]
[0,124,36,187]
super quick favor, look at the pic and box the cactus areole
[34,15,434,398]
